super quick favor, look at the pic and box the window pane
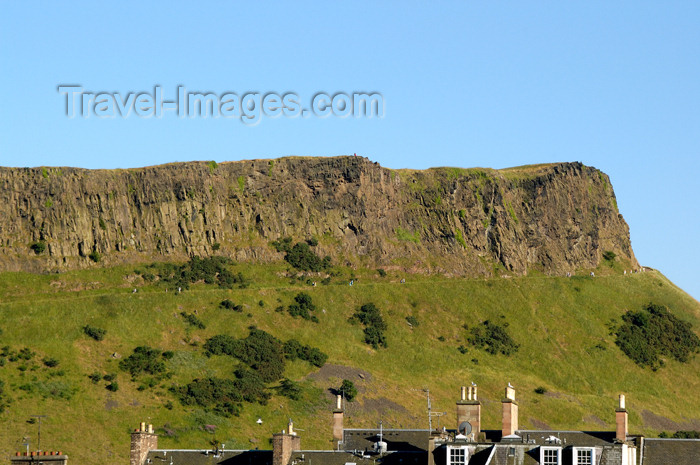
[543,448,559,465]
[577,449,592,465]
[450,448,466,465]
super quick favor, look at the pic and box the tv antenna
[30,415,47,452]
[413,388,446,430]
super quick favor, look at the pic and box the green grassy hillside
[0,260,698,463]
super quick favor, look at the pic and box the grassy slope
[0,261,698,463]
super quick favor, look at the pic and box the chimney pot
[502,384,519,437]
[616,395,629,442]
[461,386,467,401]
[148,424,153,434]
[140,422,146,432]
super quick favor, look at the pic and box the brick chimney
[456,383,481,438]
[501,383,519,437]
[616,394,628,442]
[272,420,301,465]
[130,423,157,465]
[332,394,344,443]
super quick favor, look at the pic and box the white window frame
[572,447,595,465]
[447,446,468,465]
[540,446,562,465]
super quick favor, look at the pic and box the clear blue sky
[1,2,698,299]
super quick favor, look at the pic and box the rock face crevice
[0,157,636,275]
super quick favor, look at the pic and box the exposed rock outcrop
[0,157,636,275]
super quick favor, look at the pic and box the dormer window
[447,446,467,465]
[540,446,561,465]
[573,447,595,465]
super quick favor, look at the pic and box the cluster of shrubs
[180,312,206,329]
[88,372,119,392]
[287,292,318,322]
[138,256,247,289]
[615,303,700,370]
[119,346,170,378]
[171,369,270,417]
[350,303,388,349]
[272,237,331,272]
[204,329,285,382]
[0,346,35,367]
[220,299,243,312]
[466,320,519,356]
[283,339,328,367]
[179,328,328,416]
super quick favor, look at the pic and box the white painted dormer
[572,447,595,465]
[540,446,562,465]
[446,445,469,465]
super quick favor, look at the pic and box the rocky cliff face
[0,157,636,275]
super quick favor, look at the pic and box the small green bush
[106,382,119,392]
[279,378,302,400]
[350,303,388,349]
[83,325,106,341]
[88,251,101,263]
[338,379,357,401]
[288,292,318,322]
[30,241,47,254]
[220,299,243,311]
[377,268,387,277]
[534,386,547,395]
[88,372,101,383]
[284,242,331,272]
[467,320,519,356]
[42,357,59,368]
[283,339,327,367]
[406,316,419,327]
[119,346,166,377]
[180,312,206,329]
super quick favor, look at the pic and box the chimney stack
[130,422,158,465]
[273,420,301,465]
[616,394,628,442]
[502,383,519,437]
[332,394,344,442]
[456,383,481,438]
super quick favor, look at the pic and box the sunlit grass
[0,263,698,462]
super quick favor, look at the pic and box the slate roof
[342,428,430,452]
[289,450,426,464]
[517,430,617,447]
[642,438,700,465]
[141,432,700,465]
[145,449,273,465]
